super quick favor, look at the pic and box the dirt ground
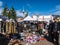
[21,35,60,45]
[8,34,60,45]
[20,40,53,45]
[32,35,60,45]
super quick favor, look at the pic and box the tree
[2,6,9,17]
[9,7,16,20]
[8,11,11,19]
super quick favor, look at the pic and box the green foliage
[38,28,43,35]
[2,6,8,16]
[8,11,11,19]
[2,6,17,20]
[9,7,16,20]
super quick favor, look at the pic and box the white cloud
[56,5,60,10]
[29,12,31,14]
[27,4,32,8]
[16,10,22,16]
[0,1,3,15]
[33,11,43,15]
[27,4,30,6]
[16,10,25,17]
[16,5,60,16]
[16,10,32,17]
[53,11,60,15]
[47,5,60,15]
[51,5,60,15]
[0,1,3,6]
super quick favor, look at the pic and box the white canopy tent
[23,16,36,21]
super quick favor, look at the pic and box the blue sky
[0,0,60,16]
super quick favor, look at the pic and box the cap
[53,17,57,20]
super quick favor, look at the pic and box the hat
[53,17,57,20]
[57,18,59,20]
[33,32,35,34]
